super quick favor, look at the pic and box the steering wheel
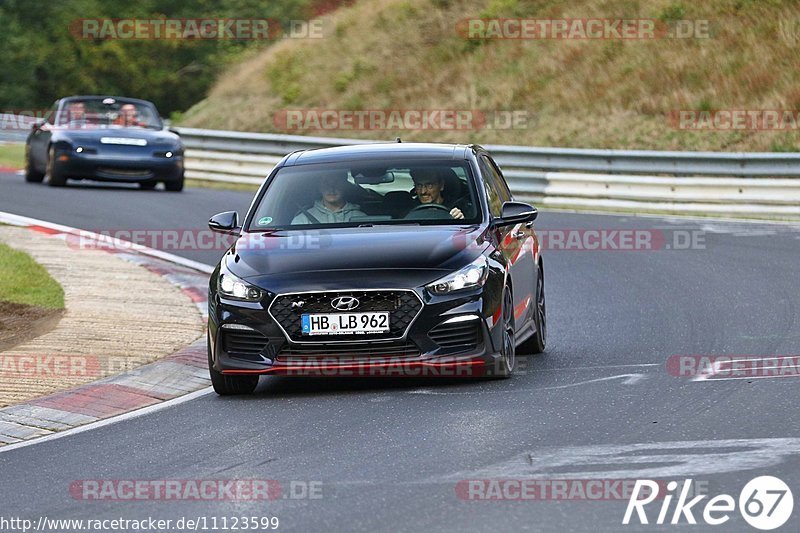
[405,203,453,220]
[409,203,450,214]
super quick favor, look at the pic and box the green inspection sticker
[257,216,273,225]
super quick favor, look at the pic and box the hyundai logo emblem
[331,296,360,311]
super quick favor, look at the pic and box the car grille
[277,340,420,360]
[96,167,153,177]
[221,328,270,362]
[429,320,480,350]
[269,290,422,342]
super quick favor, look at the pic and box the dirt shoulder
[0,301,63,353]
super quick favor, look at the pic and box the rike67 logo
[623,476,793,530]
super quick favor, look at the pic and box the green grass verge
[0,242,65,309]
[0,143,24,169]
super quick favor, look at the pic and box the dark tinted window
[478,155,507,217]
[483,155,513,201]
[247,159,481,230]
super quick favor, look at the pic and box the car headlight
[218,268,262,301]
[426,256,489,295]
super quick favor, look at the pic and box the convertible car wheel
[45,146,67,187]
[164,177,184,192]
[24,149,44,183]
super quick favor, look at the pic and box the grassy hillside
[181,0,800,151]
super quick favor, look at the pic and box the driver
[410,168,464,219]
[116,103,142,127]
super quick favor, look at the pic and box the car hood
[224,225,490,288]
[54,128,181,147]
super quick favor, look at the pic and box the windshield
[247,159,482,230]
[56,98,162,129]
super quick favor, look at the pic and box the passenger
[410,168,464,219]
[291,173,366,224]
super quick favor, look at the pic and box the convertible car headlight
[426,256,489,295]
[218,269,262,301]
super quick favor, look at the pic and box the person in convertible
[291,173,366,224]
[115,103,144,127]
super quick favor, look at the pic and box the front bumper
[208,284,506,378]
[54,149,183,183]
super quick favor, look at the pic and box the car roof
[284,142,473,166]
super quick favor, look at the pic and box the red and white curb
[0,212,214,448]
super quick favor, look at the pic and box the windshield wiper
[357,222,419,228]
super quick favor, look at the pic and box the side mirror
[31,119,45,131]
[493,201,538,227]
[209,211,240,234]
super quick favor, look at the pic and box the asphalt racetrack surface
[2,172,800,532]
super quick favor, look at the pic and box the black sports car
[25,95,184,191]
[207,142,546,394]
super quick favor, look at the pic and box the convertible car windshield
[248,160,482,229]
[55,98,161,129]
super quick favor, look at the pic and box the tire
[490,287,516,379]
[45,146,67,187]
[139,181,157,190]
[164,175,184,192]
[24,147,44,183]
[208,336,259,395]
[518,262,546,355]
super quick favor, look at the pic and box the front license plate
[301,312,390,335]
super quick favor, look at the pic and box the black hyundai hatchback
[207,142,546,394]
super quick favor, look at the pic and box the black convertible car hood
[225,225,490,287]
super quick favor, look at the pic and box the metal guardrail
[178,126,800,176]
[4,124,794,217]
[0,130,29,143]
